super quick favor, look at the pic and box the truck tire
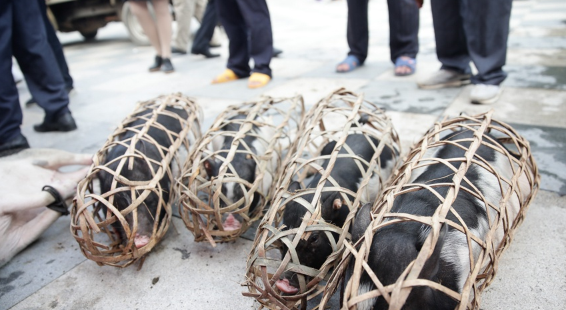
[80,30,98,41]
[121,2,150,46]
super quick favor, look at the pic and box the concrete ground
[2,0,566,309]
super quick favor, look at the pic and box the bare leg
[129,1,162,56]
[153,0,173,58]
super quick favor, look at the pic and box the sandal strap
[42,185,69,216]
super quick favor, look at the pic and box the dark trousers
[347,0,419,64]
[431,0,512,85]
[38,0,74,90]
[216,0,273,77]
[0,0,69,143]
[191,0,217,54]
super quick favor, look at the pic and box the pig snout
[134,233,150,248]
[275,278,299,295]
[222,213,242,231]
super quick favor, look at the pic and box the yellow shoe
[248,72,271,89]
[212,69,239,84]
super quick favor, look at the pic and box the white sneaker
[469,84,502,104]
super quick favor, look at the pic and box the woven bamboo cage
[71,94,202,268]
[177,96,305,246]
[321,110,540,310]
[243,89,402,310]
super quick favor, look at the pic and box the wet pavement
[2,0,566,309]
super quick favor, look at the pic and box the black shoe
[149,56,163,72]
[191,49,220,58]
[161,58,174,73]
[34,112,77,132]
[273,48,283,57]
[209,42,221,48]
[171,47,187,55]
[0,134,30,157]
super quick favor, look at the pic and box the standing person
[0,0,77,156]
[336,0,420,76]
[213,0,273,89]
[190,0,220,58]
[127,0,175,73]
[417,0,512,104]
[26,0,74,106]
[171,0,206,55]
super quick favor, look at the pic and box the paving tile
[511,26,566,37]
[261,77,370,107]
[10,218,255,310]
[511,124,566,195]
[301,59,390,80]
[359,80,463,115]
[507,48,566,67]
[481,191,566,309]
[508,36,566,49]
[504,65,566,91]
[387,111,439,155]
[444,86,566,128]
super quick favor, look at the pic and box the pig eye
[310,233,319,243]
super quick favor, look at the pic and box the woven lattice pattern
[71,94,202,267]
[321,111,540,310]
[244,89,402,310]
[177,96,305,245]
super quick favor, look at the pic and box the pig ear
[203,159,216,178]
[419,224,448,280]
[320,140,337,156]
[288,181,302,192]
[352,203,372,243]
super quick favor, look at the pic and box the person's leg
[235,0,273,77]
[129,1,162,55]
[216,0,250,78]
[191,0,220,57]
[194,0,206,22]
[171,0,195,52]
[12,0,71,127]
[388,0,419,75]
[38,0,73,90]
[0,0,25,148]
[346,0,369,64]
[153,0,173,59]
[430,0,470,74]
[463,0,512,85]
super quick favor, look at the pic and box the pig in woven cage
[243,89,402,310]
[177,96,305,245]
[320,111,540,310]
[71,94,202,268]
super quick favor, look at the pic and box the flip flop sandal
[42,185,69,215]
[336,55,361,73]
[212,68,239,84]
[394,56,416,76]
[248,72,271,89]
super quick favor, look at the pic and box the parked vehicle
[46,0,150,45]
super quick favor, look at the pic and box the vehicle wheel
[80,30,98,41]
[121,2,150,46]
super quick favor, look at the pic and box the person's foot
[149,56,163,72]
[469,84,502,104]
[336,55,361,73]
[191,49,220,58]
[33,112,77,132]
[273,48,283,57]
[161,58,174,73]
[417,69,471,89]
[394,56,416,76]
[171,46,187,55]
[0,134,30,157]
[248,72,271,89]
[212,69,240,84]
